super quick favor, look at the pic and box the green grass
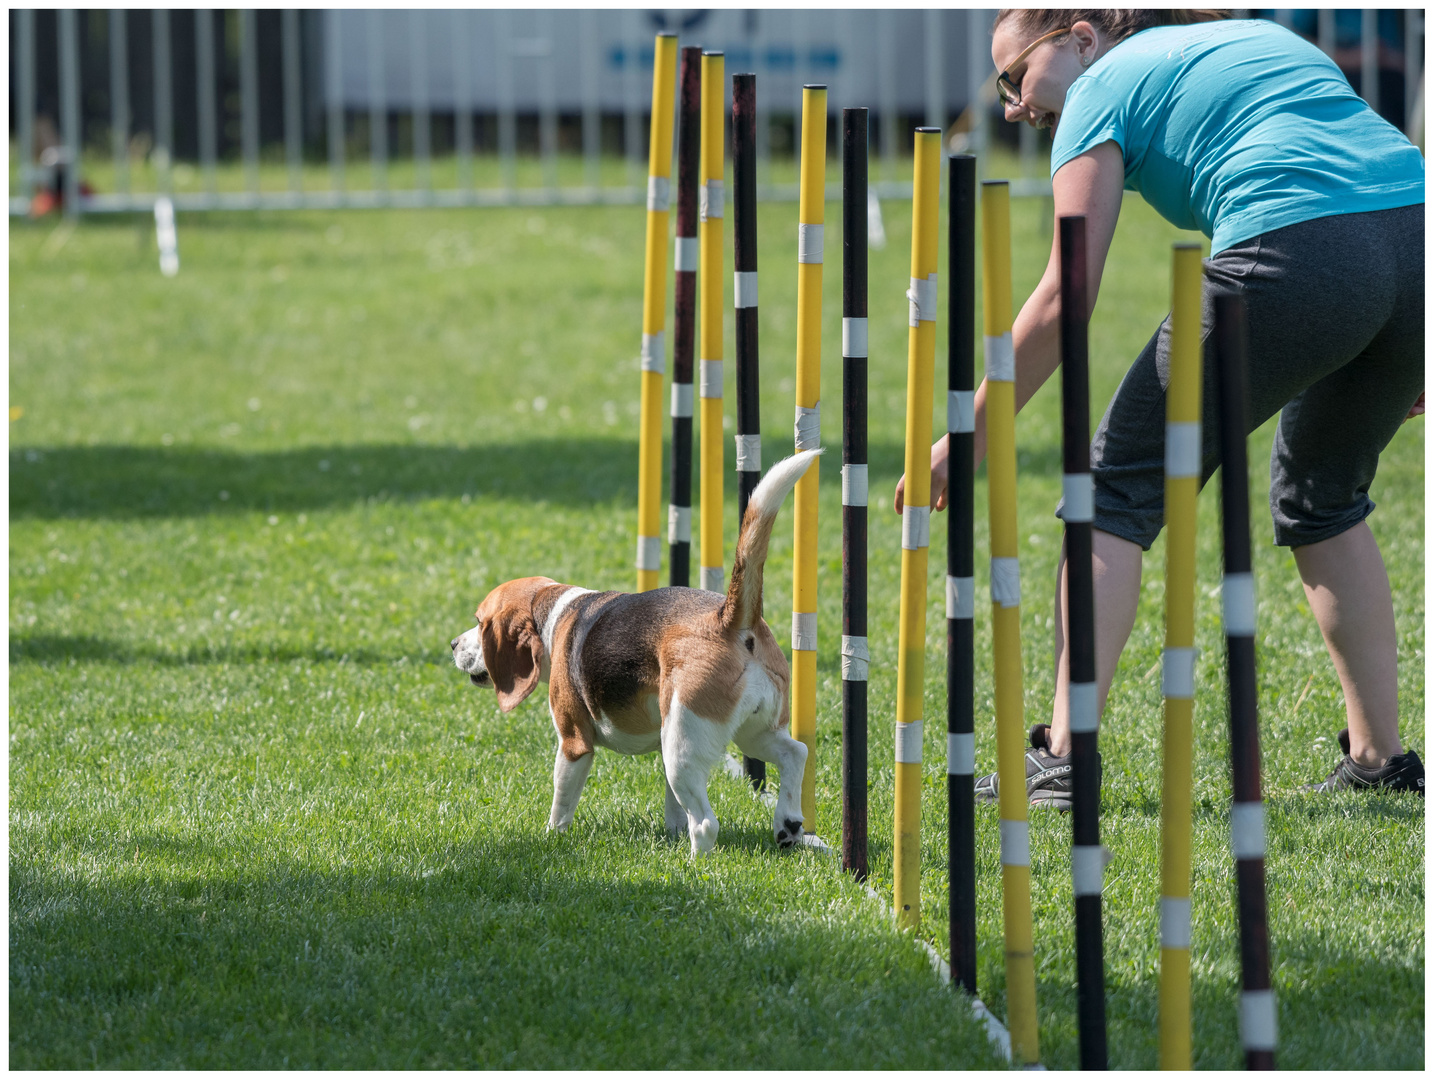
[9,172,1422,1068]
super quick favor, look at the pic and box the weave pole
[946,153,977,993]
[635,32,678,592]
[697,51,726,595]
[733,72,766,792]
[1059,214,1108,1069]
[791,84,827,828]
[1158,243,1204,1070]
[982,179,1040,1065]
[893,127,940,928]
[1214,293,1277,1070]
[841,107,870,881]
[668,45,701,589]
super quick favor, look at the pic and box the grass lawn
[9,155,1423,1067]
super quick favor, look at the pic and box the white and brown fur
[451,449,819,855]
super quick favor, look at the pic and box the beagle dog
[451,450,819,855]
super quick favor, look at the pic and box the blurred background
[10,8,1425,216]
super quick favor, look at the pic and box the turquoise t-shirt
[1050,19,1425,253]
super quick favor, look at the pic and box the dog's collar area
[540,587,594,657]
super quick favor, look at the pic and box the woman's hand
[893,436,951,514]
[1406,391,1425,421]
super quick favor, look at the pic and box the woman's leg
[1292,521,1402,765]
[1049,529,1143,757]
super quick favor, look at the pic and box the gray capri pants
[1070,203,1424,550]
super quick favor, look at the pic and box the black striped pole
[732,72,765,792]
[1214,292,1276,1070]
[1060,215,1108,1069]
[668,46,701,588]
[841,107,869,882]
[946,152,977,994]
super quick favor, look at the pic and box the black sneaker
[974,724,1094,811]
[1303,728,1425,795]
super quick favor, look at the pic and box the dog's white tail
[718,448,823,635]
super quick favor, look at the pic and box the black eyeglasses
[996,27,1071,106]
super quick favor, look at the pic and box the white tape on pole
[1072,844,1105,897]
[1062,473,1094,522]
[991,556,1021,608]
[842,464,868,507]
[700,178,723,220]
[907,273,937,326]
[699,565,723,593]
[646,174,670,213]
[902,505,930,550]
[699,359,722,399]
[1223,571,1256,636]
[895,720,923,764]
[947,731,974,776]
[640,331,665,374]
[1231,801,1266,860]
[797,222,824,263]
[792,611,816,652]
[1240,989,1278,1051]
[670,382,694,418]
[1160,895,1192,949]
[635,534,660,571]
[1165,421,1201,478]
[734,270,758,309]
[843,316,868,358]
[984,332,1015,382]
[999,819,1030,867]
[794,403,821,450]
[673,235,698,273]
[735,434,761,473]
[840,635,869,682]
[946,574,974,620]
[948,389,975,434]
[1162,646,1197,699]
[667,505,691,544]
[1068,680,1099,733]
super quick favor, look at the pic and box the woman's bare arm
[894,140,1126,513]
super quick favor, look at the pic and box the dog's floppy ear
[480,603,544,712]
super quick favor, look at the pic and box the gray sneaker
[1303,728,1425,795]
[974,724,1093,811]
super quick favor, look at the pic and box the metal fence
[10,9,1424,217]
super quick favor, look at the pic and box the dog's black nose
[449,638,458,652]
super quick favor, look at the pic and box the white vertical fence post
[495,10,517,197]
[410,9,432,198]
[242,9,260,198]
[539,10,558,194]
[580,9,601,193]
[197,9,218,199]
[454,10,474,197]
[327,10,346,198]
[154,8,173,195]
[19,9,37,205]
[284,9,303,196]
[59,8,82,215]
[1361,8,1380,115]
[367,9,388,196]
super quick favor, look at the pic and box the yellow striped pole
[791,84,826,827]
[697,51,726,595]
[636,32,678,592]
[1158,243,1204,1069]
[893,126,940,929]
[982,179,1039,1066]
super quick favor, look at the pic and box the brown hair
[994,9,1231,49]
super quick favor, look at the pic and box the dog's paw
[775,817,804,848]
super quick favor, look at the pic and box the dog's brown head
[450,576,556,712]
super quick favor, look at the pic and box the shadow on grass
[10,438,1061,521]
[9,633,400,669]
[9,830,1005,1070]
